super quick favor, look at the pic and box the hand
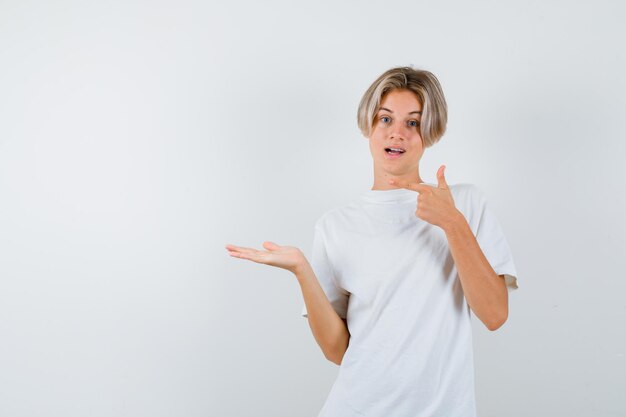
[225,241,308,275]
[388,165,462,230]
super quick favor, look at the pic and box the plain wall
[0,0,624,416]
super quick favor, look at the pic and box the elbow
[486,310,508,331]
[326,356,342,366]
[320,318,350,365]
[325,346,346,365]
[324,339,349,365]
[487,320,504,331]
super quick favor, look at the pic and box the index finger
[388,179,433,193]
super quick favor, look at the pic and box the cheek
[415,133,424,149]
[368,139,378,154]
[368,134,383,148]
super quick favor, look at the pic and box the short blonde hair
[357,66,448,148]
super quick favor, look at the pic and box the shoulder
[314,199,366,238]
[449,182,487,205]
[314,207,341,230]
[315,203,356,229]
[449,182,483,196]
[449,183,490,224]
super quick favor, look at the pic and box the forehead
[378,89,422,111]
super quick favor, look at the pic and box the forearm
[443,211,508,330]
[295,262,350,364]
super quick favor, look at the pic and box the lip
[384,149,405,160]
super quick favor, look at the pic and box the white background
[1,0,624,416]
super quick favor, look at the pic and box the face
[368,88,424,188]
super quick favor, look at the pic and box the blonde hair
[357,66,448,148]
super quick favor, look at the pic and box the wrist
[443,210,468,234]
[293,259,312,279]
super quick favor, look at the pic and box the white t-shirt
[301,183,519,417]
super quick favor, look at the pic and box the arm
[444,212,508,331]
[225,240,350,362]
[387,170,511,331]
[295,261,350,365]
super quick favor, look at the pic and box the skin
[224,240,305,275]
[378,89,509,330]
[369,88,425,190]
[369,88,460,228]
[225,88,509,332]
[224,89,429,271]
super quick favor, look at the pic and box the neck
[371,170,423,190]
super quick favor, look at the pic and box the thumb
[263,241,280,250]
[437,165,449,189]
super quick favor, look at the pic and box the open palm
[225,241,306,274]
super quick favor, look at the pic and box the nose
[389,124,409,140]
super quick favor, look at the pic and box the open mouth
[385,147,406,155]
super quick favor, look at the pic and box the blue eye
[381,116,391,123]
[408,120,419,127]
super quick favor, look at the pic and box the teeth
[388,148,404,152]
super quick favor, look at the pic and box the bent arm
[444,212,508,331]
[295,261,350,365]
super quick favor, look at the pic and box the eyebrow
[378,107,422,115]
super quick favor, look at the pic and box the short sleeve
[471,185,519,292]
[301,221,349,318]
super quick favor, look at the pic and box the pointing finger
[388,178,433,193]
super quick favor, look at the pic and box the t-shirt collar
[359,187,419,204]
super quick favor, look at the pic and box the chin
[381,167,405,175]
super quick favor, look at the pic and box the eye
[380,116,391,124]
[408,120,420,127]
